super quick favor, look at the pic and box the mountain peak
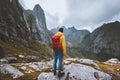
[114,21,119,23]
[33,4,43,11]
[68,26,76,31]
[71,26,75,29]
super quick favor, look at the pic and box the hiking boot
[53,69,56,75]
[58,71,65,77]
[53,66,56,75]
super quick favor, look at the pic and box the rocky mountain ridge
[51,26,90,58]
[51,26,90,44]
[51,21,120,61]
[82,21,120,61]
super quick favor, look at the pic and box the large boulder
[37,58,112,80]
[37,63,111,80]
[0,64,24,78]
[0,57,17,63]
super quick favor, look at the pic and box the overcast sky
[19,0,120,32]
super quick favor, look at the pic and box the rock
[0,58,114,80]
[64,60,71,65]
[104,58,120,64]
[23,4,52,44]
[37,63,111,80]
[0,64,24,78]
[11,61,52,74]
[21,66,26,70]
[5,57,17,63]
[18,55,24,58]
[0,57,17,63]
[94,72,100,79]
[33,4,52,44]
[20,66,34,74]
[26,56,39,62]
[64,58,100,69]
[0,58,8,63]
[27,56,37,59]
[78,59,100,69]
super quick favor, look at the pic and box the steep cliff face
[82,21,120,61]
[0,0,28,40]
[33,4,51,44]
[23,10,38,40]
[23,6,51,44]
[0,0,52,59]
[0,0,51,44]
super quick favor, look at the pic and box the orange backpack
[52,34,62,50]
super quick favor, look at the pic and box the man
[52,28,66,77]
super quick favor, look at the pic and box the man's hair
[59,28,63,33]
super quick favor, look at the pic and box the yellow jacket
[56,31,66,55]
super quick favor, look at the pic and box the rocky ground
[0,58,120,80]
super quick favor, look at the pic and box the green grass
[0,38,52,63]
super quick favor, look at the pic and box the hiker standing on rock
[52,28,66,77]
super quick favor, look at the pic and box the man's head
[59,28,63,33]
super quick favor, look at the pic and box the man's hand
[63,50,67,58]
[64,54,67,58]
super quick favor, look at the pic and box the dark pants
[53,50,63,71]
[0,45,4,58]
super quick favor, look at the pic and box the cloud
[18,0,27,9]
[19,0,45,10]
[19,0,120,31]
[45,12,59,29]
[63,0,120,31]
